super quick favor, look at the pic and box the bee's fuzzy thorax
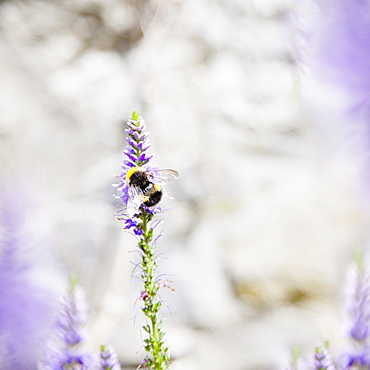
[126,167,143,184]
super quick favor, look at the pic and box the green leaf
[142,324,151,333]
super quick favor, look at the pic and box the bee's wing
[148,169,179,184]
[127,186,145,215]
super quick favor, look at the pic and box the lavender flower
[42,279,95,370]
[115,112,178,369]
[99,345,121,370]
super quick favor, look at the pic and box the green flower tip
[291,347,301,363]
[354,248,364,272]
[69,273,79,292]
[131,111,140,121]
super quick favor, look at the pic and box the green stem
[139,208,170,370]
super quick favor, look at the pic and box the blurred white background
[0,0,369,369]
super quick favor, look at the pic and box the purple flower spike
[344,258,370,343]
[42,282,95,370]
[339,253,370,369]
[55,285,88,346]
[116,112,157,219]
[314,343,336,370]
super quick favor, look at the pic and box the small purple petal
[137,140,150,151]
[124,219,138,229]
[134,229,144,236]
[124,128,135,136]
[133,131,147,141]
[123,160,135,168]
[138,153,153,162]
[124,147,136,155]
[124,152,138,163]
[126,137,138,148]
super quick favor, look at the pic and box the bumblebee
[126,167,179,215]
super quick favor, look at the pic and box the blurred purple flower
[307,0,370,195]
[99,345,121,370]
[345,262,370,343]
[55,284,88,346]
[43,349,93,370]
[340,255,370,369]
[43,283,95,369]
[346,265,370,342]
[314,0,370,93]
[341,349,370,369]
[314,343,336,370]
[0,186,57,369]
[291,344,336,370]
[304,3,370,365]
